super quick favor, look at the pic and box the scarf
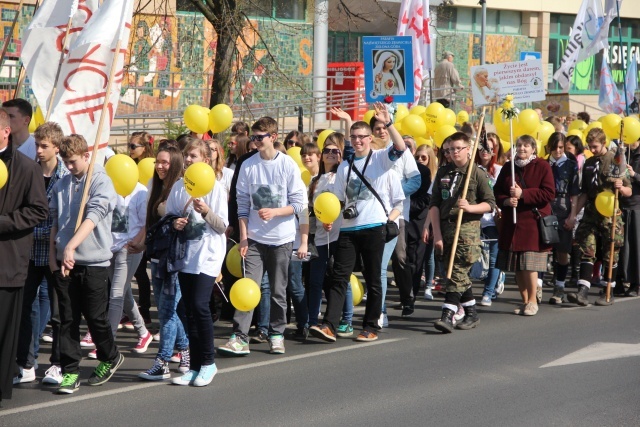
[515,154,536,168]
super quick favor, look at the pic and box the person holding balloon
[565,128,631,307]
[218,117,307,356]
[139,145,191,381]
[165,139,228,386]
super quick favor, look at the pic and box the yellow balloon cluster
[183,162,216,198]
[230,278,261,311]
[314,192,341,224]
[105,154,139,196]
[350,274,365,305]
[183,103,234,134]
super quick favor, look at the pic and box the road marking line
[0,338,405,416]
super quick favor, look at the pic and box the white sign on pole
[469,59,546,106]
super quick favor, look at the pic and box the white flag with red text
[21,0,99,115]
[47,0,133,155]
[397,0,432,104]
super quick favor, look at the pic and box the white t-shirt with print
[111,182,148,252]
[385,142,420,220]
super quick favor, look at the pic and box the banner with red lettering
[397,0,431,104]
[47,0,133,156]
[21,0,99,114]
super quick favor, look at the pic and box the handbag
[351,162,399,243]
[534,208,560,245]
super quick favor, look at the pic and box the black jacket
[0,142,48,287]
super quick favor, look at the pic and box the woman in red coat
[494,135,555,316]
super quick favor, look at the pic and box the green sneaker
[88,353,124,386]
[336,322,353,337]
[57,373,80,394]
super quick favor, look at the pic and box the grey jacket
[50,164,116,267]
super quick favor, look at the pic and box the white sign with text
[470,59,545,106]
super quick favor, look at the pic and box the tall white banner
[397,0,431,104]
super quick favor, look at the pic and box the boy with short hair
[14,122,68,386]
[49,135,123,394]
[2,98,36,159]
[218,117,307,356]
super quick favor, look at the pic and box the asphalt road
[2,282,640,427]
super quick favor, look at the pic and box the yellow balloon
[226,243,243,278]
[363,109,375,124]
[314,192,341,224]
[566,129,584,139]
[208,104,234,133]
[184,105,210,134]
[456,110,469,126]
[514,109,539,137]
[415,136,430,147]
[350,274,365,306]
[434,125,457,148]
[394,120,403,134]
[34,105,45,126]
[537,121,556,145]
[584,149,593,158]
[584,121,602,136]
[424,102,445,132]
[568,119,587,132]
[286,146,304,168]
[301,168,312,186]
[402,114,427,138]
[183,162,216,198]
[395,104,410,123]
[316,129,335,151]
[230,278,261,311]
[537,140,547,158]
[410,105,427,116]
[621,117,640,145]
[0,159,7,189]
[105,154,139,196]
[501,139,512,154]
[493,110,510,136]
[595,190,616,217]
[435,108,456,128]
[601,114,622,140]
[137,157,155,185]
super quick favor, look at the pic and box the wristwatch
[385,120,393,128]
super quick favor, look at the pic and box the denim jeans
[481,226,501,298]
[233,240,293,336]
[256,272,270,334]
[323,225,385,333]
[342,281,354,325]
[380,236,398,314]
[54,266,119,374]
[288,259,308,330]
[107,248,147,337]
[31,279,50,362]
[424,238,435,286]
[150,262,189,362]
[178,272,215,370]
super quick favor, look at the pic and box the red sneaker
[80,332,95,349]
[133,332,153,353]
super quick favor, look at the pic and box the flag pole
[0,0,25,70]
[509,117,516,223]
[73,39,123,233]
[45,13,76,121]
[606,120,625,302]
[446,107,486,279]
[615,0,629,116]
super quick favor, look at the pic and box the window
[1,8,16,21]
[328,32,366,62]
[244,0,306,21]
[436,7,520,35]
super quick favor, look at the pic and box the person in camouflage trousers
[565,128,631,306]
[429,132,496,333]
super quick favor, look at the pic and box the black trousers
[134,253,151,321]
[179,272,215,370]
[323,225,385,333]
[0,287,23,402]
[17,261,59,368]
[393,218,427,306]
[53,266,119,374]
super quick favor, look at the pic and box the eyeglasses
[285,139,297,146]
[250,133,271,142]
[415,155,428,161]
[350,134,371,141]
[129,144,145,150]
[447,146,468,154]
[323,148,341,155]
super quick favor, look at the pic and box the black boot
[456,305,480,330]
[434,308,455,334]
[595,287,615,306]
[566,284,590,306]
[625,284,639,297]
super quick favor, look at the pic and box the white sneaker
[42,365,63,385]
[424,287,434,300]
[13,366,36,384]
[478,295,492,307]
[495,272,505,295]
[378,313,389,328]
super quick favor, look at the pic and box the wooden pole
[0,0,25,70]
[73,39,123,233]
[446,107,487,279]
[45,14,76,121]
[509,117,517,223]
[605,188,619,302]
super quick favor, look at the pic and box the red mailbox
[326,62,367,121]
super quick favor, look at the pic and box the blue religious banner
[363,36,414,104]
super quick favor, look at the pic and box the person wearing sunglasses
[430,132,496,333]
[128,131,155,164]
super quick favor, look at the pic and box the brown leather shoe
[309,324,336,342]
[355,330,378,342]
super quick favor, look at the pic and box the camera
[342,203,359,219]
